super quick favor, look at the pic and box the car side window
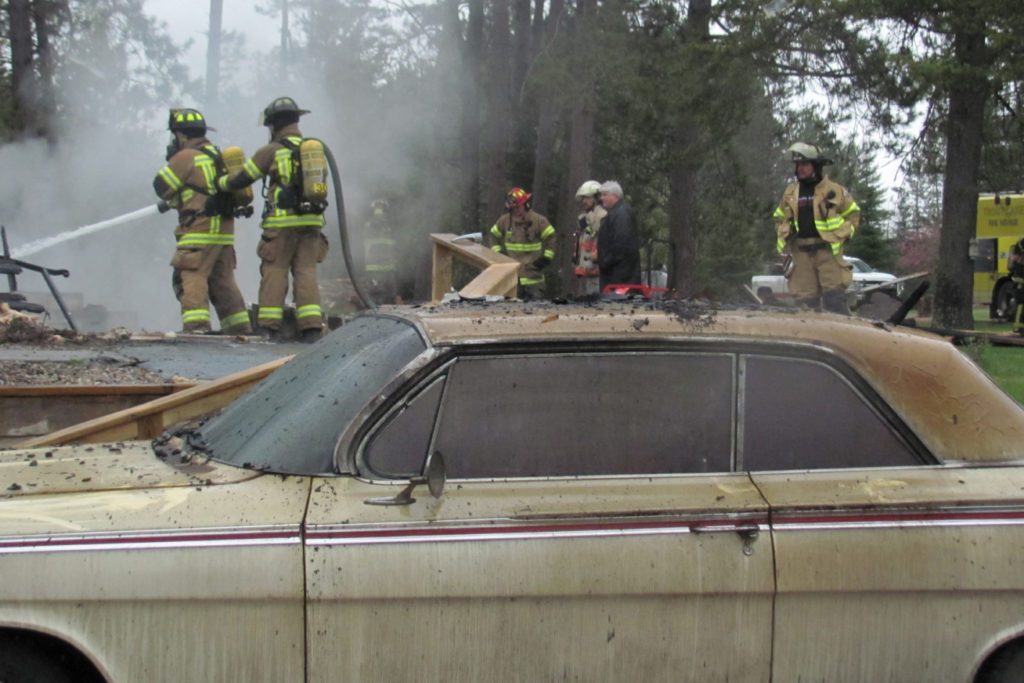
[362,377,446,478]
[430,353,734,478]
[741,355,922,470]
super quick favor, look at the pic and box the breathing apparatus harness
[261,136,330,218]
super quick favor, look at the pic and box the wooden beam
[15,355,293,448]
[430,233,519,301]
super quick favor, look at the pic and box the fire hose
[317,139,376,311]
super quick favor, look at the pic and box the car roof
[383,301,1024,463]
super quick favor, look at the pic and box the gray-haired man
[597,180,641,290]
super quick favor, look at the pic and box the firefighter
[773,142,861,314]
[363,199,399,304]
[572,180,606,297]
[218,97,327,342]
[153,108,252,335]
[484,187,556,300]
[1011,238,1024,336]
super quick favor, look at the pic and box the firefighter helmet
[787,142,832,165]
[168,108,213,134]
[575,180,602,199]
[260,97,310,127]
[505,187,532,210]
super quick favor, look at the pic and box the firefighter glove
[533,256,551,270]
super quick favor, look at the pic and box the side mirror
[364,451,447,506]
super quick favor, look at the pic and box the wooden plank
[460,263,519,299]
[431,238,454,302]
[430,233,520,301]
[14,355,293,448]
[0,385,199,440]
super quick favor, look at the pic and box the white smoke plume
[1,1,444,332]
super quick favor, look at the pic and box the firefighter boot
[794,297,820,310]
[300,327,323,344]
[822,288,851,315]
[257,326,282,342]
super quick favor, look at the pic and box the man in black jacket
[597,180,641,290]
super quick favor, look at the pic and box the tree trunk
[563,104,594,289]
[933,17,988,330]
[9,0,36,138]
[459,0,484,232]
[530,0,562,218]
[33,0,56,144]
[667,0,711,294]
[482,0,511,218]
[511,0,531,105]
[206,0,224,118]
[669,156,698,294]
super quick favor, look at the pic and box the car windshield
[846,257,872,273]
[186,315,426,476]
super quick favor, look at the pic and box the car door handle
[689,522,761,556]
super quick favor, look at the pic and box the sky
[145,0,280,78]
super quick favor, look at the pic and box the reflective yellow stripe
[262,214,325,229]
[540,225,555,240]
[543,249,555,259]
[490,244,502,252]
[519,276,544,285]
[182,309,210,323]
[244,159,262,180]
[221,310,250,328]
[275,148,293,185]
[776,238,786,253]
[505,242,542,252]
[258,307,284,320]
[296,304,322,319]
[159,166,183,191]
[178,233,234,246]
[490,225,502,238]
[773,207,785,218]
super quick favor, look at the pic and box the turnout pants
[788,238,852,301]
[256,227,327,331]
[171,244,251,334]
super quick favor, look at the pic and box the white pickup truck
[752,256,899,301]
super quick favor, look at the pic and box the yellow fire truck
[974,192,1024,320]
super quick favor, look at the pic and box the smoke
[0,2,448,332]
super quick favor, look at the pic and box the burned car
[2,303,1024,682]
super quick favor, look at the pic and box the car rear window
[193,315,426,476]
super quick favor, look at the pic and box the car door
[741,352,1024,682]
[304,348,775,683]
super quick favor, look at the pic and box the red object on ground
[601,284,668,299]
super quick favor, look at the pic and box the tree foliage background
[3,0,1024,327]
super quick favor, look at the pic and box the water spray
[12,204,161,259]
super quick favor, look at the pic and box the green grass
[949,307,1024,404]
[960,340,1024,405]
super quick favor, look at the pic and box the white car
[753,256,899,301]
